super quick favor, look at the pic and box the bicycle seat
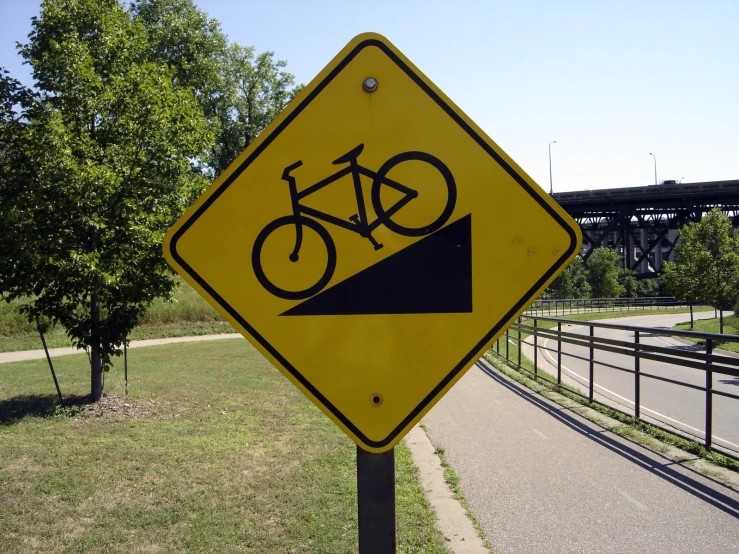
[332,143,364,165]
[282,160,303,181]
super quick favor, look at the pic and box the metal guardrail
[491,315,739,458]
[526,297,696,317]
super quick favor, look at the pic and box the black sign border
[169,38,579,449]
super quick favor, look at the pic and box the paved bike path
[422,358,739,554]
[0,334,242,364]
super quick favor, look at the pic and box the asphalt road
[422,358,739,554]
[520,311,739,454]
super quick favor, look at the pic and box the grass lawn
[673,314,739,353]
[0,340,449,553]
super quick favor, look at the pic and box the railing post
[557,322,562,386]
[705,338,713,450]
[533,319,538,378]
[505,327,509,361]
[517,317,522,369]
[589,326,595,402]
[634,330,640,420]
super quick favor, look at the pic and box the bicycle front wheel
[251,216,336,300]
[371,151,457,237]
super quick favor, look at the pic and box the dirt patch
[74,394,184,423]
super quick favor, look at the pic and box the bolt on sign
[163,33,582,454]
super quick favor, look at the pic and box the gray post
[38,326,64,405]
[589,326,595,402]
[533,319,538,378]
[634,331,640,419]
[557,322,562,386]
[517,318,522,369]
[357,447,396,554]
[124,339,129,396]
[705,339,713,449]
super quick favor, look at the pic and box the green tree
[586,248,625,299]
[132,0,302,175]
[662,232,707,328]
[618,268,639,298]
[132,0,227,120]
[547,256,591,299]
[664,209,739,333]
[637,277,660,297]
[210,44,300,175]
[0,0,210,401]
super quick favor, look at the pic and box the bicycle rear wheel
[370,151,456,237]
[251,216,336,300]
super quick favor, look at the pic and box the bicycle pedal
[373,243,384,251]
[349,214,359,223]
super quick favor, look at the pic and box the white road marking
[532,429,549,440]
[533,337,739,452]
[617,489,649,511]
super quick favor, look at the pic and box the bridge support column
[667,229,679,262]
[655,236,663,271]
[640,228,648,273]
[623,219,632,270]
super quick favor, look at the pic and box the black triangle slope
[281,214,472,316]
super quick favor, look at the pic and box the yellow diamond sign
[163,33,581,452]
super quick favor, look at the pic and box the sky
[1,0,737,192]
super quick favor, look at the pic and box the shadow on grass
[0,394,92,425]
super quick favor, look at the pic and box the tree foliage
[547,256,590,299]
[1,0,303,401]
[132,0,302,176]
[663,209,739,331]
[618,269,637,298]
[586,247,625,299]
[209,44,300,175]
[662,233,706,306]
[0,0,211,400]
[132,0,227,128]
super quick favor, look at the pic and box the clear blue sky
[1,0,737,192]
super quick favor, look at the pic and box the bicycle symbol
[252,143,457,300]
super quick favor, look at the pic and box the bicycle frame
[282,146,417,256]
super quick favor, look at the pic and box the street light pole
[549,140,557,194]
[649,152,657,185]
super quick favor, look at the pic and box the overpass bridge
[552,180,739,276]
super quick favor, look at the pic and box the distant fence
[526,297,698,317]
[490,314,739,459]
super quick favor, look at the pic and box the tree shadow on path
[476,360,739,520]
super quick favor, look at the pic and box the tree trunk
[720,309,724,335]
[690,303,694,329]
[90,293,103,401]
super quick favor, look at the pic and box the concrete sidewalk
[422,358,739,554]
[0,333,242,364]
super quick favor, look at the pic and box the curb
[405,425,489,554]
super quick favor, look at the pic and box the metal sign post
[357,447,396,553]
